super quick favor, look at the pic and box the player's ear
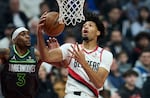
[96,30,100,36]
[12,38,16,44]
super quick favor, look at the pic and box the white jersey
[60,43,113,97]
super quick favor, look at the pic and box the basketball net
[56,0,85,26]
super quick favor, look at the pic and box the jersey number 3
[16,73,26,87]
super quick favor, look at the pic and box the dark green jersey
[1,45,41,98]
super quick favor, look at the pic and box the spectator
[53,80,66,98]
[133,48,150,88]
[63,32,76,44]
[99,0,120,16]
[28,17,49,47]
[117,51,132,74]
[59,67,68,82]
[0,0,9,37]
[144,0,150,10]
[28,17,39,47]
[108,30,132,58]
[41,62,53,74]
[131,7,150,37]
[0,23,16,48]
[39,2,50,18]
[49,67,60,84]
[111,92,121,98]
[85,0,99,13]
[20,0,43,19]
[118,69,142,98]
[122,0,144,22]
[131,32,150,65]
[3,0,28,28]
[99,89,111,98]
[106,6,123,38]
[142,74,150,98]
[104,59,124,95]
[36,65,58,98]
[45,0,58,11]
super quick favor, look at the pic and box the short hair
[5,23,16,29]
[117,51,128,58]
[135,32,150,42]
[108,5,121,13]
[40,2,49,9]
[84,11,105,39]
[140,47,150,56]
[64,32,76,40]
[122,69,138,78]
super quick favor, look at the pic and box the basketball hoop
[56,0,85,26]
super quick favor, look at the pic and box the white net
[56,0,85,26]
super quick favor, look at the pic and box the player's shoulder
[60,43,74,48]
[98,47,113,57]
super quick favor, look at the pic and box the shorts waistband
[73,91,97,98]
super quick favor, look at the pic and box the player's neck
[82,40,97,50]
[15,45,29,56]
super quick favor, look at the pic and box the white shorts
[64,92,98,98]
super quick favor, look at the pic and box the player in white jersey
[37,12,113,98]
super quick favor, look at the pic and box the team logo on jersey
[11,55,16,60]
[26,56,34,61]
[92,53,97,58]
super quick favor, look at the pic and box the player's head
[81,11,105,42]
[12,27,31,47]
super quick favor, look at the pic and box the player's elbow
[95,83,104,89]
[94,80,105,89]
[41,56,51,63]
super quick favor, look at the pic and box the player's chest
[70,52,101,71]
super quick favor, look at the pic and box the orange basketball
[44,12,65,36]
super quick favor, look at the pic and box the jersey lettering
[73,60,100,71]
[9,64,36,73]
[74,60,80,67]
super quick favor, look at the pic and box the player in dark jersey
[0,27,41,98]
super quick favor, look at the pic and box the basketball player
[37,12,113,98]
[0,27,41,98]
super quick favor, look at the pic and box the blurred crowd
[0,0,150,98]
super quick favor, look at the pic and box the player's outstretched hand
[47,37,60,50]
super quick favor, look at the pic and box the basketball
[43,12,65,36]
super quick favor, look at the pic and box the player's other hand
[47,37,60,50]
[68,43,86,66]
[37,12,48,33]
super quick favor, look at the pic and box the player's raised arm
[37,12,63,63]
